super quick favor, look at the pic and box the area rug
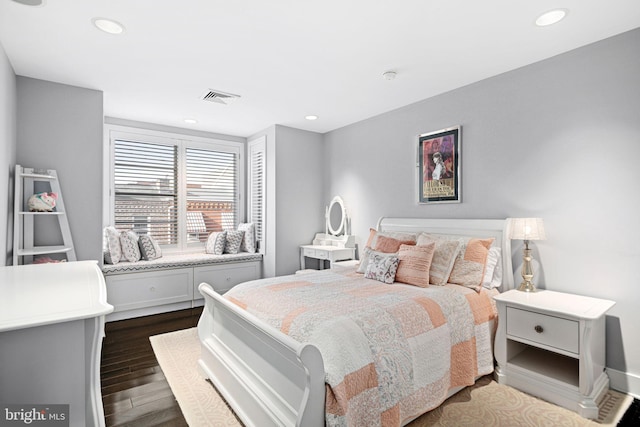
[150,328,633,426]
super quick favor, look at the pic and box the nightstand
[493,289,615,419]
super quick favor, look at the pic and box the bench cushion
[102,252,262,275]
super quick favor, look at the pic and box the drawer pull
[150,286,156,292]
[534,325,544,334]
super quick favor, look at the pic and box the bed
[197,217,514,426]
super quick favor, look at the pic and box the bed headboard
[377,217,514,290]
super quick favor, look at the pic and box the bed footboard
[197,283,325,427]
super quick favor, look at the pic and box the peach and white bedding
[225,266,499,427]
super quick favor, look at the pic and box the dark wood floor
[100,308,203,427]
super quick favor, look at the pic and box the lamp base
[518,242,537,292]
[517,280,537,292]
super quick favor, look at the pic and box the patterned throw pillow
[357,246,397,273]
[364,253,400,284]
[448,238,495,290]
[237,223,256,253]
[205,231,227,255]
[224,230,245,254]
[103,226,121,265]
[138,235,162,261]
[416,233,462,286]
[395,243,436,288]
[119,231,141,262]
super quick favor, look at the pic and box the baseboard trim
[607,367,640,399]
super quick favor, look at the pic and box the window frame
[104,124,245,254]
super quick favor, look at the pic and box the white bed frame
[197,218,514,427]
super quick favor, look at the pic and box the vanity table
[300,196,356,270]
[300,234,356,269]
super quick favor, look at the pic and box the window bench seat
[102,253,263,321]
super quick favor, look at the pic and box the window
[185,147,238,243]
[108,127,243,252]
[113,140,178,245]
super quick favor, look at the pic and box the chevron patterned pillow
[224,230,245,254]
[139,235,162,260]
[205,231,227,255]
[120,231,141,262]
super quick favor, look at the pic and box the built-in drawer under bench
[102,252,262,321]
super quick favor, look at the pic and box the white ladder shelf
[13,165,77,265]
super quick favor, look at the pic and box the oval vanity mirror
[327,196,346,236]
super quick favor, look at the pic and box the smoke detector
[382,71,397,80]
[201,89,241,105]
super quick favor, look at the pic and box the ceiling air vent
[201,89,241,105]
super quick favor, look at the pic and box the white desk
[300,233,356,270]
[0,261,114,427]
[299,245,356,269]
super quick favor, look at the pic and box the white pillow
[416,233,462,286]
[237,223,256,253]
[482,247,502,289]
[103,226,121,264]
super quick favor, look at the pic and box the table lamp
[509,218,546,292]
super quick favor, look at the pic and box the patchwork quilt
[225,267,498,427]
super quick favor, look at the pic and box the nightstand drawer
[303,247,316,257]
[507,307,579,354]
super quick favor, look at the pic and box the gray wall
[274,125,325,275]
[17,77,104,262]
[324,29,640,389]
[0,41,16,266]
[251,125,325,277]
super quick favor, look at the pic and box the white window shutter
[248,137,266,252]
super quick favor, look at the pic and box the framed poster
[417,126,461,204]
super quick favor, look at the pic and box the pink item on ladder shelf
[13,165,77,265]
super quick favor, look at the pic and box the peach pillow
[395,243,436,288]
[448,238,495,290]
[374,235,416,253]
[365,228,417,249]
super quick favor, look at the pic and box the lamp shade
[509,218,546,241]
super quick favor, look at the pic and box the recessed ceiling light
[11,0,45,6]
[305,115,318,121]
[184,118,198,124]
[535,9,568,27]
[92,18,125,35]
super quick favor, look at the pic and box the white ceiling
[1,1,639,138]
